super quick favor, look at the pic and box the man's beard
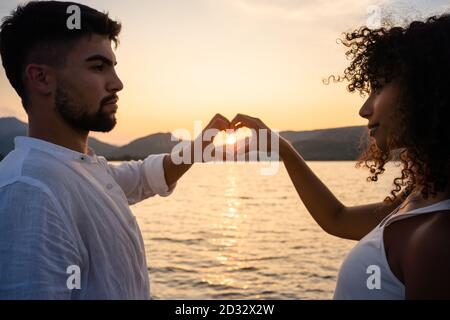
[54,85,117,133]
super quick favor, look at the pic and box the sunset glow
[0,0,447,145]
[225,133,237,145]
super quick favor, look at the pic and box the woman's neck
[399,185,450,213]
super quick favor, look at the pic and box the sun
[225,133,237,145]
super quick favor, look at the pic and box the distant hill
[0,117,369,161]
[280,126,366,144]
[107,132,179,160]
[0,117,118,157]
[281,126,368,160]
[0,117,27,156]
[292,139,362,160]
[87,137,118,156]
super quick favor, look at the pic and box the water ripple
[148,237,205,245]
[131,162,402,299]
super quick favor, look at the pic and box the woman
[232,14,450,299]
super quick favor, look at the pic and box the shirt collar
[14,136,99,164]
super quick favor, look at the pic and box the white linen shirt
[0,136,175,299]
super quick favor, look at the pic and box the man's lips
[102,95,119,112]
[103,101,118,113]
[102,94,119,106]
[104,99,118,105]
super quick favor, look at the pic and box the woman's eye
[370,83,382,94]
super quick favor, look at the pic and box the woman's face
[359,79,402,151]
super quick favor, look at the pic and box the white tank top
[333,198,450,299]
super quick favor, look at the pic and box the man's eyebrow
[85,55,117,66]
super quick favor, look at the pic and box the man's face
[54,34,123,132]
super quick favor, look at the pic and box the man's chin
[92,121,116,133]
[87,115,117,133]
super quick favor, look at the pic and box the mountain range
[0,117,369,161]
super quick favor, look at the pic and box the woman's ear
[23,63,56,96]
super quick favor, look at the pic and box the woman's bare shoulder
[408,210,450,247]
[402,211,450,298]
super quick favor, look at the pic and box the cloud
[363,0,450,28]
[229,0,375,22]
[229,0,449,24]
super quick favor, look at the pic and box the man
[0,1,229,299]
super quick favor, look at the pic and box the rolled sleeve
[101,154,176,205]
[143,154,176,197]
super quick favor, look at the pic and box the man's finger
[208,114,230,130]
[215,113,229,125]
[213,118,230,131]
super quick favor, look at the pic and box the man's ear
[23,64,56,96]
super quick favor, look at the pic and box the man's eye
[92,64,104,71]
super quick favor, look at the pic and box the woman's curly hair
[331,13,450,203]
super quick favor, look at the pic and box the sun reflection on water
[205,164,253,291]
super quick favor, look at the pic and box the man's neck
[28,115,89,154]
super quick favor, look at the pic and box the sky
[0,0,449,145]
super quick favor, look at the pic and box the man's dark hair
[0,1,121,110]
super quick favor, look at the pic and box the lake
[130,161,402,299]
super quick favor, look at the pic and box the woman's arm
[280,140,402,240]
[231,114,402,240]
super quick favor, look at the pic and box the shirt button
[106,183,113,190]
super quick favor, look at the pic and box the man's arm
[105,114,229,204]
[163,145,193,188]
[104,154,174,205]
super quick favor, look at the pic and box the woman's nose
[359,96,373,119]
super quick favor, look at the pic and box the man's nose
[107,71,124,93]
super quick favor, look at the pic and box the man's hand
[198,113,231,157]
[163,114,231,187]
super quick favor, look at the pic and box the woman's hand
[230,113,289,156]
